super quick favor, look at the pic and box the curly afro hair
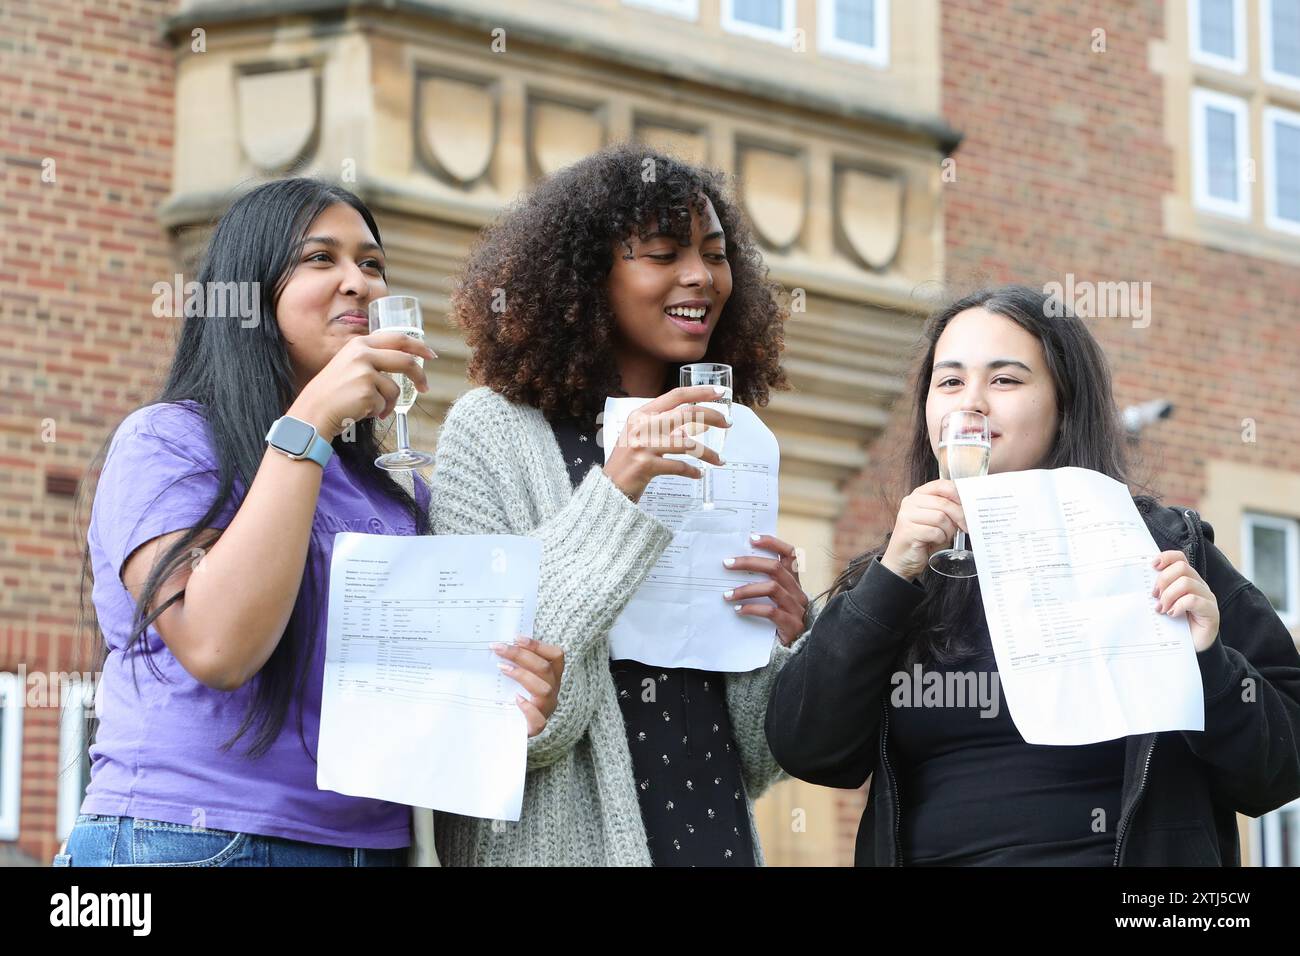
[451,142,790,419]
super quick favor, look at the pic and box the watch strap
[300,432,333,468]
[265,415,334,469]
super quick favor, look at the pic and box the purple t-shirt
[82,400,429,848]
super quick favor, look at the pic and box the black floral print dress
[549,413,756,867]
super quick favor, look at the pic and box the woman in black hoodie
[766,285,1300,866]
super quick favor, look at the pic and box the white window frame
[721,0,797,47]
[1242,511,1300,628]
[1252,795,1300,865]
[1264,106,1300,234]
[621,0,699,21]
[1262,0,1300,91]
[0,672,23,841]
[818,0,889,68]
[1191,87,1252,219]
[57,678,95,841]
[1190,0,1248,74]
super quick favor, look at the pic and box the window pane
[733,0,784,29]
[1282,807,1300,865]
[1199,0,1238,60]
[1272,0,1300,78]
[835,0,875,46]
[0,695,7,804]
[1205,105,1239,201]
[1251,523,1290,611]
[1276,118,1300,222]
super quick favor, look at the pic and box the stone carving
[835,165,904,270]
[237,67,319,172]
[529,97,605,177]
[417,73,497,185]
[738,144,807,251]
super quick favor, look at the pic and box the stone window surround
[1159,0,1300,266]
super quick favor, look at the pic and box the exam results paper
[317,533,541,820]
[955,467,1204,745]
[601,397,781,671]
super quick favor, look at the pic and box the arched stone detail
[738,143,807,251]
[835,165,904,270]
[416,72,498,186]
[237,66,319,172]
[528,96,605,177]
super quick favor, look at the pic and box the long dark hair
[824,285,1155,666]
[74,178,430,760]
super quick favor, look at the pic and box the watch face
[273,417,316,456]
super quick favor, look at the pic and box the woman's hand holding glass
[288,330,436,441]
[881,480,969,583]
[602,385,732,503]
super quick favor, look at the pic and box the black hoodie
[765,503,1300,865]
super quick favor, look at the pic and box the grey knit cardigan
[405,386,802,866]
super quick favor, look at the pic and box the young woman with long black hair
[766,285,1300,866]
[57,178,561,867]
[418,144,811,865]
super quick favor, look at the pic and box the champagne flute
[928,410,991,578]
[369,295,435,472]
[679,363,732,509]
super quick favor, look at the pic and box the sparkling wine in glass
[679,363,732,509]
[369,295,435,472]
[928,410,991,578]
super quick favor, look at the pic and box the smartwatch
[265,415,333,469]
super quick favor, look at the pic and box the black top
[889,613,1126,865]
[768,507,1300,866]
[549,413,755,867]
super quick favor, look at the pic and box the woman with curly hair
[413,143,810,866]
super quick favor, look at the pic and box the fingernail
[714,385,727,395]
[734,604,743,612]
[489,642,506,652]
[723,558,736,567]
[718,457,727,466]
[723,590,735,600]
[750,533,761,542]
[497,661,514,673]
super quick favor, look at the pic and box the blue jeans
[52,814,408,867]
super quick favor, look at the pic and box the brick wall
[0,0,177,865]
